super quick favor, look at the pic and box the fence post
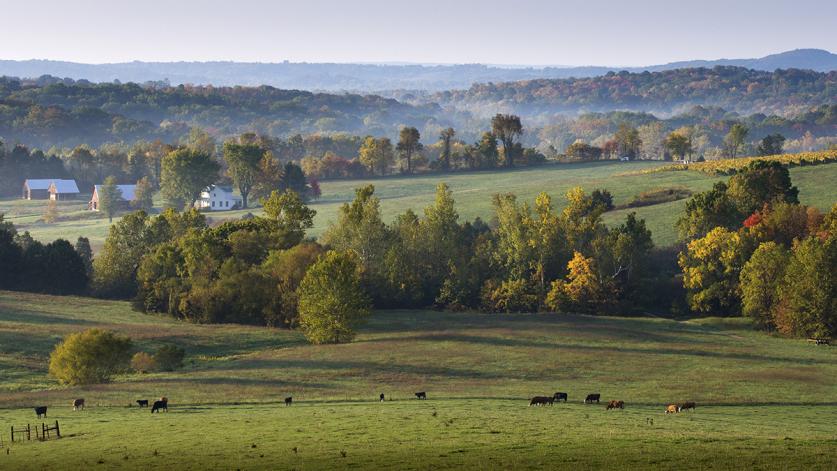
[55,420,60,438]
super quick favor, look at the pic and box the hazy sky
[2,0,835,65]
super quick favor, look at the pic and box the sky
[1,0,835,66]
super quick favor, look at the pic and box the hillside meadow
[3,160,837,251]
[0,290,835,469]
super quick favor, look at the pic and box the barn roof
[25,179,79,193]
[94,184,137,201]
[50,180,80,193]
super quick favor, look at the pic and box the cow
[529,396,554,406]
[606,400,624,410]
[680,402,696,411]
[553,392,568,402]
[73,398,85,411]
[159,396,168,403]
[151,400,168,413]
[284,397,293,406]
[584,394,601,404]
[34,406,47,418]
[665,404,679,414]
[415,392,427,400]
[379,393,385,402]
[136,400,149,408]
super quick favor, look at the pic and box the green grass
[3,161,836,251]
[0,290,835,469]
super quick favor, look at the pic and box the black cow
[529,396,554,406]
[136,399,149,408]
[151,400,168,413]
[379,393,385,402]
[553,392,568,402]
[584,393,601,404]
[34,406,48,418]
[284,397,293,406]
[415,392,427,400]
[680,401,696,411]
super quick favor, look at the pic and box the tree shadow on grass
[357,332,834,366]
[225,358,506,380]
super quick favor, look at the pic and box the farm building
[196,185,242,211]
[22,179,80,200]
[89,184,137,211]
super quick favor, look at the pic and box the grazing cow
[136,400,149,408]
[284,397,293,406]
[73,398,85,411]
[415,392,427,400]
[680,402,696,411]
[380,393,385,402]
[35,406,47,418]
[584,394,601,404]
[529,396,554,406]
[151,400,168,413]
[665,404,679,414]
[606,400,624,410]
[553,392,568,402]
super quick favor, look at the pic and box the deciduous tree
[297,251,371,344]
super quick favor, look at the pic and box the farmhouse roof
[94,184,137,201]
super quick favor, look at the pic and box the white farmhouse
[196,185,242,211]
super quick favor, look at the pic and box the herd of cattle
[527,392,695,413]
[30,393,695,417]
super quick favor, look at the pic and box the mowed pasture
[1,291,836,469]
[4,160,837,251]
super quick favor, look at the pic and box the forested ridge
[435,67,837,117]
[1,67,836,152]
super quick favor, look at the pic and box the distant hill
[433,67,837,118]
[0,49,834,92]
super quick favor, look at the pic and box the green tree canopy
[161,148,220,208]
[99,175,123,223]
[396,126,422,174]
[223,139,265,208]
[297,250,371,344]
[491,114,523,167]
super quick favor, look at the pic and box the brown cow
[665,404,679,414]
[529,396,554,406]
[606,400,624,410]
[680,402,696,411]
[73,398,85,411]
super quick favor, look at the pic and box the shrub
[482,278,539,313]
[154,345,186,371]
[131,351,157,374]
[48,329,133,385]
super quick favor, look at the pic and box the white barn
[196,185,242,211]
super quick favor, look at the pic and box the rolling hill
[1,49,834,92]
[0,290,835,469]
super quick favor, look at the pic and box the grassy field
[2,161,836,251]
[0,290,835,469]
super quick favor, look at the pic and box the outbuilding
[22,179,80,200]
[89,184,137,211]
